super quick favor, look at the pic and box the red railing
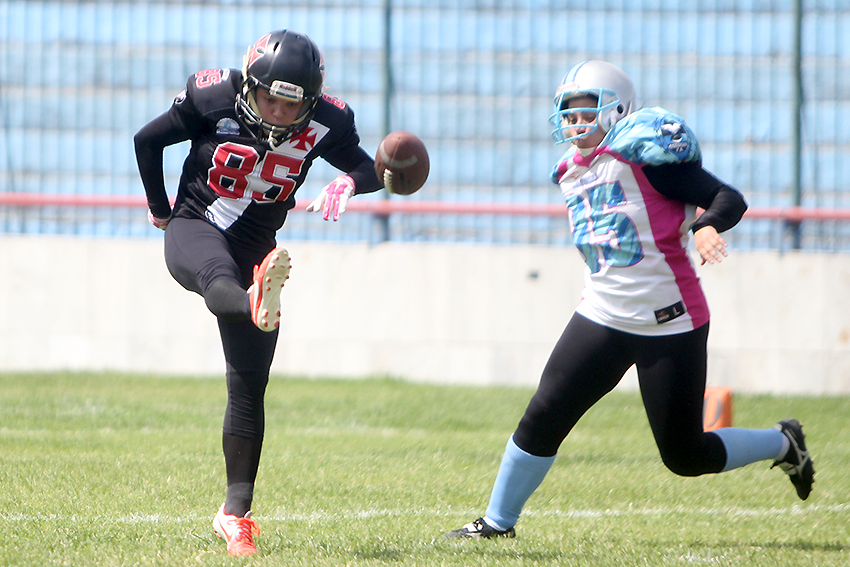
[1,192,850,221]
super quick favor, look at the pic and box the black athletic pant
[164,217,276,441]
[513,313,727,477]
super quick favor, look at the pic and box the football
[374,131,430,195]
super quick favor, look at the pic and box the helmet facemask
[237,76,319,149]
[550,88,621,145]
[548,61,635,146]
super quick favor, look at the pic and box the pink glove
[306,175,356,221]
[148,210,170,230]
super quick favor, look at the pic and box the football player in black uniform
[134,29,383,556]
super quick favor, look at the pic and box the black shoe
[771,418,815,500]
[443,517,515,539]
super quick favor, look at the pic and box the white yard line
[2,503,846,524]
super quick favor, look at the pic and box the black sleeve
[643,161,748,233]
[133,91,202,219]
[342,149,383,195]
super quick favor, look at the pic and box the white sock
[713,427,786,472]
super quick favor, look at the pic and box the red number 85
[208,142,303,202]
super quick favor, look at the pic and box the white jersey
[553,108,710,336]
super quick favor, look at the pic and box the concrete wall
[2,236,848,394]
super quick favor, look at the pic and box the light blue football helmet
[549,60,635,145]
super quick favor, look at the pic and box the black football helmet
[236,29,325,147]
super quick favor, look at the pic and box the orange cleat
[213,504,261,556]
[248,247,291,331]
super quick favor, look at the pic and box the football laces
[383,169,395,193]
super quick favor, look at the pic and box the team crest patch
[216,118,240,136]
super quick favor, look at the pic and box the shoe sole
[251,247,291,331]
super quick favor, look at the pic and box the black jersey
[135,68,381,250]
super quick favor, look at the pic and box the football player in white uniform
[445,61,814,540]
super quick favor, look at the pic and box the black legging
[513,313,727,477]
[164,217,277,440]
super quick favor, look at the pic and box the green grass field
[0,372,847,566]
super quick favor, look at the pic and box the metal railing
[1,1,848,250]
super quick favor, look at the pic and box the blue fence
[1,1,848,250]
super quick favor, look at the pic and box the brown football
[374,131,430,195]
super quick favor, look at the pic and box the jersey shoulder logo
[659,122,689,155]
[215,118,241,136]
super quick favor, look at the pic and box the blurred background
[2,1,850,392]
[2,0,848,250]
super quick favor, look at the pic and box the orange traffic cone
[703,386,733,431]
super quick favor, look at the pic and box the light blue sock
[483,435,556,531]
[713,427,788,472]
